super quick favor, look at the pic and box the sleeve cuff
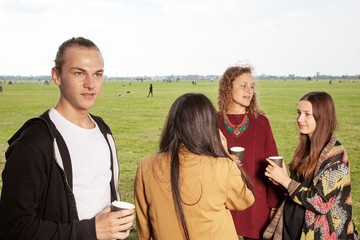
[76,217,97,239]
[287,179,301,196]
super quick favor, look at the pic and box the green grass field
[0,79,359,239]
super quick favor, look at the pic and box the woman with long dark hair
[134,93,254,240]
[264,91,359,239]
[217,66,283,239]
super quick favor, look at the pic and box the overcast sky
[0,0,359,77]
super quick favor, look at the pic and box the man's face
[52,46,104,113]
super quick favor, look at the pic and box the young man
[0,37,134,240]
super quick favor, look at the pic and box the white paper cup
[268,156,283,167]
[111,201,135,235]
[229,147,245,166]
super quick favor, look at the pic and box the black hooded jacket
[0,110,120,240]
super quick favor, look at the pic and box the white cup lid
[230,147,245,152]
[112,201,135,209]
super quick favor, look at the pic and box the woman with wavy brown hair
[264,91,359,239]
[134,93,255,240]
[217,66,283,240]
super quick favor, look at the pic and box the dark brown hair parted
[217,66,264,118]
[54,37,100,73]
[289,91,338,181]
[159,93,254,240]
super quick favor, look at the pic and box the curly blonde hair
[217,66,264,118]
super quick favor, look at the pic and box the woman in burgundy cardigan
[217,66,283,240]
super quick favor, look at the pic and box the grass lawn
[0,79,359,239]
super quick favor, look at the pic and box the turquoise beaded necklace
[224,114,249,137]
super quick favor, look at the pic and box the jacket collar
[314,134,337,175]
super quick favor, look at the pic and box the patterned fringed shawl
[263,135,359,240]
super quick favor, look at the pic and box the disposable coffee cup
[229,147,245,166]
[111,201,135,235]
[268,156,283,167]
[111,200,135,212]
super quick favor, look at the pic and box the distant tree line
[0,75,51,81]
[1,74,359,82]
[257,74,360,80]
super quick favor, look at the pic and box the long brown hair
[217,66,264,118]
[159,93,254,240]
[289,91,338,180]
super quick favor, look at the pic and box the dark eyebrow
[297,109,311,113]
[239,81,255,84]
[70,67,104,73]
[70,67,86,72]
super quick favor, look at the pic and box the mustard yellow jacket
[134,146,255,240]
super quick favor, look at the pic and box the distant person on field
[0,37,134,240]
[147,83,153,97]
[264,91,359,239]
[0,85,3,93]
[134,93,254,240]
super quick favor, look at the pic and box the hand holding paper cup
[268,156,283,167]
[229,147,245,166]
[111,201,135,234]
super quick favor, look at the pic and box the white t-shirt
[49,108,112,220]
